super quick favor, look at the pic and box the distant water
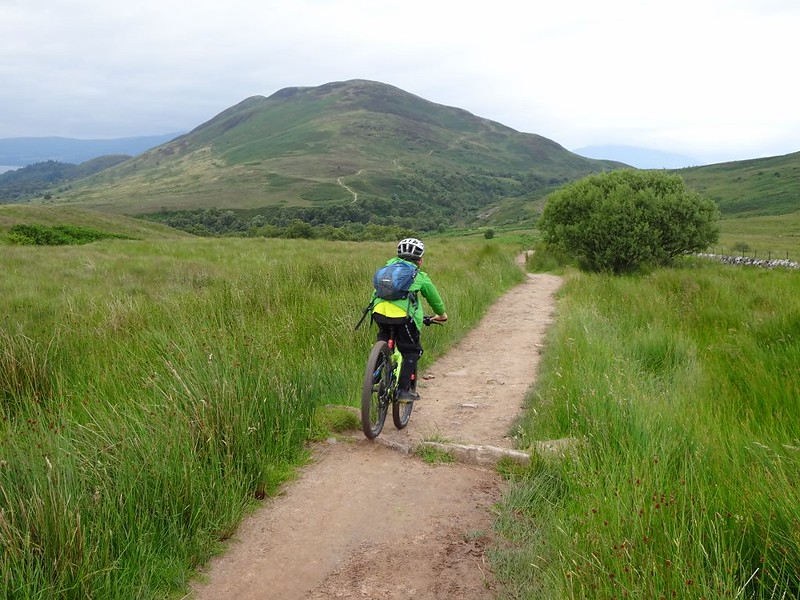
[0,165,20,174]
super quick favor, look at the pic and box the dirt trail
[190,270,562,600]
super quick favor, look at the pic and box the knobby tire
[361,341,391,439]
[392,387,414,429]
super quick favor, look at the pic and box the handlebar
[423,316,446,326]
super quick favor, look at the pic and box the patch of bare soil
[190,271,562,600]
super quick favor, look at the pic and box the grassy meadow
[0,228,524,599]
[495,259,800,598]
[715,211,800,260]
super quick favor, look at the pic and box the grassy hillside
[678,152,800,259]
[0,205,187,242]
[479,152,800,236]
[52,80,620,227]
[677,151,800,216]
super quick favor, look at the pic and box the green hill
[25,79,800,232]
[55,80,621,228]
[676,151,800,216]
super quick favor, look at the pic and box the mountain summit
[60,80,620,226]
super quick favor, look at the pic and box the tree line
[145,206,426,241]
[0,158,128,202]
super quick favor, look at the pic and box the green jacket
[371,257,446,330]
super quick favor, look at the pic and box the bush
[732,241,751,254]
[538,170,720,273]
[8,224,128,246]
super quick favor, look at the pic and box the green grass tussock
[0,330,56,413]
[0,236,523,599]
[495,261,800,599]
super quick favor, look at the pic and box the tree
[285,219,314,239]
[538,170,719,273]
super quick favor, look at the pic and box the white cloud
[1,0,798,162]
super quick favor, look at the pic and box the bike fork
[388,339,402,386]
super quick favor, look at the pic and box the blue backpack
[373,261,418,300]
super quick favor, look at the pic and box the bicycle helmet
[397,237,425,261]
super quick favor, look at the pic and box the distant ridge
[573,145,703,169]
[0,134,183,166]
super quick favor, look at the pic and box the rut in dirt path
[190,271,563,600]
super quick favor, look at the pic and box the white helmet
[397,237,424,260]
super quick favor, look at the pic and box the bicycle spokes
[362,343,393,439]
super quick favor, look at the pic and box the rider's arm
[417,272,446,319]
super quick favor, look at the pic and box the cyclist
[371,237,448,402]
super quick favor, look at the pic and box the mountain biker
[371,237,448,402]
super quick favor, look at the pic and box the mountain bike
[361,316,441,439]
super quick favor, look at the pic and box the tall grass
[0,236,523,599]
[495,260,800,599]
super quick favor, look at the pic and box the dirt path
[336,168,363,204]
[190,270,562,600]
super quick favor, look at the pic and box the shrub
[8,224,128,246]
[732,241,751,254]
[538,170,720,273]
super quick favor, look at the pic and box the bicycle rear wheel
[361,341,392,439]
[392,381,414,429]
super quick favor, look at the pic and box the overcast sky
[2,0,798,163]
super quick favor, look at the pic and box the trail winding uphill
[336,168,363,204]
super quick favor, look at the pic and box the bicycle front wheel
[361,341,392,439]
